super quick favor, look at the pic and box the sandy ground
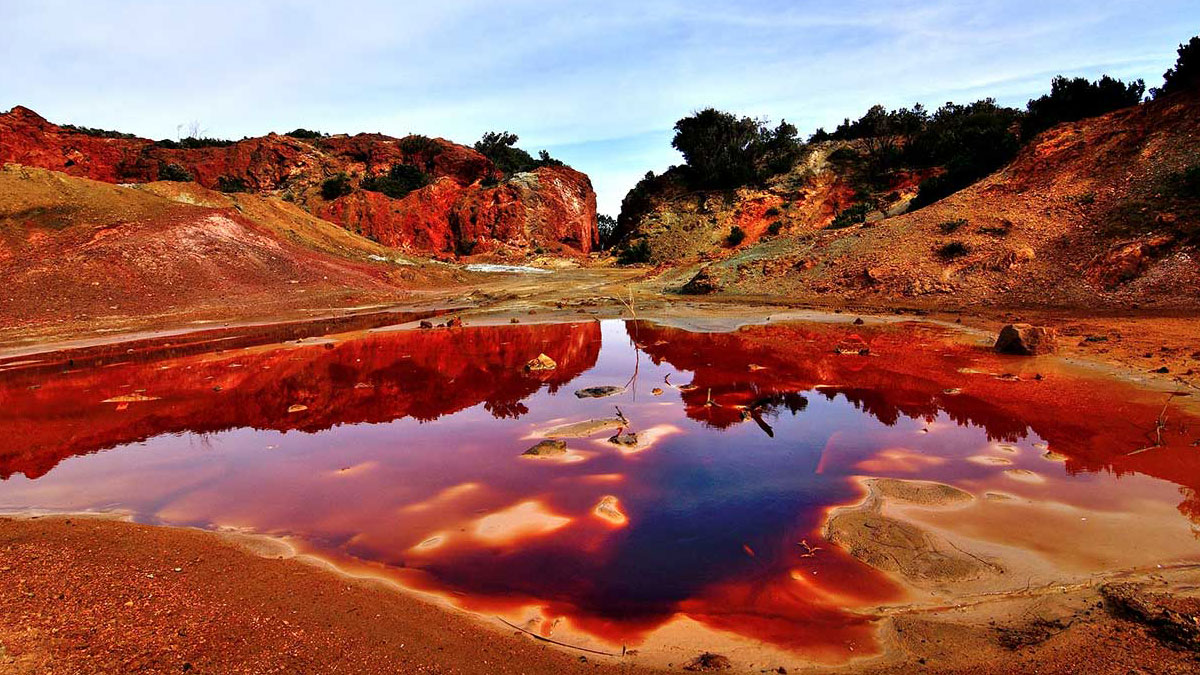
[3,513,1198,675]
[0,515,655,675]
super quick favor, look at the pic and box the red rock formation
[0,106,598,256]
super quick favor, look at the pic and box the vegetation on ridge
[473,131,563,177]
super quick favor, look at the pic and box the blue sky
[2,1,1197,214]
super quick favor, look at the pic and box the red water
[1,318,1197,660]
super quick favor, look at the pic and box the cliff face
[0,106,598,257]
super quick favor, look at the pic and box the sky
[3,1,1197,215]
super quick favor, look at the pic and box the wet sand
[4,512,1198,674]
[0,514,653,675]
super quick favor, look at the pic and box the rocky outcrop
[0,106,598,257]
[994,324,1058,355]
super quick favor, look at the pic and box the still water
[1,317,1197,659]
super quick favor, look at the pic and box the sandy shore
[0,514,655,675]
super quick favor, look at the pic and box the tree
[906,99,1022,209]
[1152,35,1200,99]
[671,108,765,188]
[1023,75,1144,138]
[597,214,618,249]
[473,132,564,175]
[760,120,803,176]
[670,109,803,189]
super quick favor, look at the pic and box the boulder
[681,266,722,295]
[994,324,1057,355]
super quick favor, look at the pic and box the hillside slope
[641,92,1200,310]
[0,106,597,258]
[0,165,467,344]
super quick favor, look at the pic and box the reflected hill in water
[627,320,1200,528]
[0,321,601,479]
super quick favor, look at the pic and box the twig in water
[1128,392,1180,456]
[495,616,618,657]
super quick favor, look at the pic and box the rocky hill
[0,106,597,258]
[0,164,469,345]
[622,91,1200,310]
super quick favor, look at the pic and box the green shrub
[617,239,652,265]
[938,218,968,233]
[156,137,237,149]
[1023,75,1144,138]
[936,241,971,259]
[827,147,859,163]
[321,173,354,200]
[473,132,563,176]
[361,164,430,199]
[399,135,437,155]
[216,175,248,193]
[285,128,325,139]
[764,206,781,217]
[456,239,478,256]
[979,221,1012,236]
[827,202,871,229]
[767,221,783,236]
[157,162,193,182]
[726,225,746,246]
[61,124,137,139]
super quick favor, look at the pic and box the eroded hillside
[622,92,1200,310]
[0,107,597,258]
[0,165,468,344]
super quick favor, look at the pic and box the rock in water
[608,432,638,447]
[522,440,567,457]
[592,495,627,525]
[994,323,1057,355]
[575,385,625,399]
[525,353,557,371]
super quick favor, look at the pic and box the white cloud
[2,0,1195,214]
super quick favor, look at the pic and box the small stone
[419,320,434,329]
[287,404,307,413]
[651,388,664,396]
[684,652,732,671]
[523,440,567,457]
[853,318,865,325]
[575,386,625,399]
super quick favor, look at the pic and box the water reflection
[1,318,1197,659]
